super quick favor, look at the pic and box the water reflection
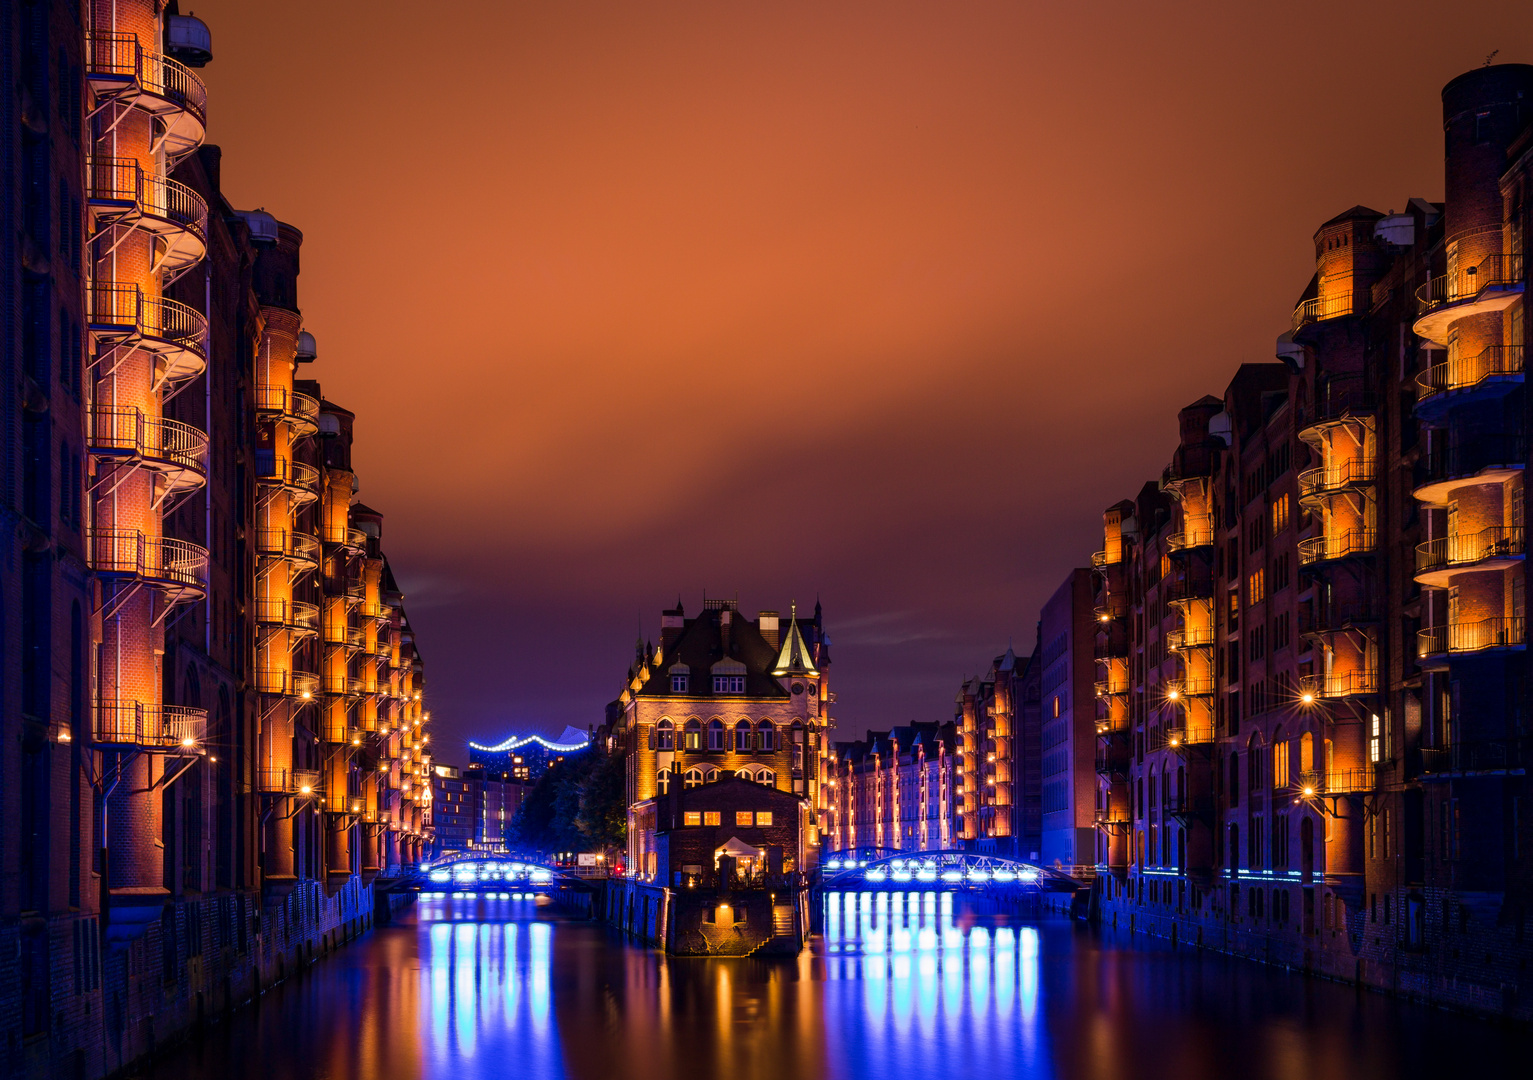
[137,889,1523,1080]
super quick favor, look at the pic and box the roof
[635,607,790,700]
[772,605,819,676]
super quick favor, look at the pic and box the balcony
[256,768,322,797]
[1299,766,1375,795]
[1164,676,1215,700]
[325,526,370,552]
[1162,572,1214,604]
[88,406,208,495]
[1298,528,1377,567]
[1166,527,1215,555]
[1093,628,1128,660]
[323,674,366,698]
[1413,254,1525,345]
[1091,549,1119,569]
[1093,677,1129,699]
[1298,458,1377,506]
[254,598,320,635]
[88,284,207,383]
[1414,526,1525,587]
[85,33,206,159]
[254,669,320,699]
[1298,669,1379,700]
[1095,733,1131,777]
[89,530,208,602]
[1160,724,1215,751]
[256,455,321,503]
[1166,625,1215,651]
[1093,807,1130,830]
[1291,291,1357,334]
[322,622,366,650]
[255,528,321,569]
[86,157,207,274]
[1420,737,1533,781]
[94,702,206,753]
[1417,617,1526,669]
[254,386,321,436]
[1413,434,1526,506]
[1416,344,1525,419]
[1300,379,1376,444]
[1301,600,1381,638]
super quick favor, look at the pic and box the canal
[136,892,1522,1080]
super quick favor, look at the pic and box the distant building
[468,726,593,781]
[431,766,474,852]
[828,722,961,854]
[428,764,529,855]
[1038,569,1099,870]
[955,645,1042,858]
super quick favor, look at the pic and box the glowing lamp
[299,784,312,795]
[1166,689,1179,701]
[182,736,195,747]
[1301,693,1315,705]
[302,691,312,699]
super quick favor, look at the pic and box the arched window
[704,767,720,783]
[736,768,754,780]
[684,719,702,751]
[684,767,704,790]
[657,767,671,795]
[791,721,805,771]
[1229,752,1240,807]
[734,720,752,752]
[657,719,674,751]
[1300,731,1314,774]
[758,768,775,788]
[707,719,725,752]
[757,720,775,752]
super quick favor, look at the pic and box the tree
[510,750,626,856]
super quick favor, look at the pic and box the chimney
[759,611,780,648]
[720,607,732,655]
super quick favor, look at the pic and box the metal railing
[253,598,320,631]
[1165,675,1216,697]
[1417,616,1526,659]
[1415,526,1524,577]
[1166,625,1215,650]
[1166,526,1215,553]
[1292,291,1355,332]
[1417,344,1525,400]
[1299,766,1375,794]
[1305,377,1377,428]
[254,528,321,566]
[89,529,208,592]
[253,669,321,697]
[323,674,366,697]
[85,32,207,124]
[255,454,321,492]
[1419,435,1526,491]
[1300,600,1381,635]
[254,386,321,427]
[1091,549,1119,569]
[1298,528,1377,566]
[87,156,207,242]
[256,768,322,796]
[89,406,208,476]
[88,284,208,359]
[1416,254,1525,315]
[1298,669,1379,698]
[1298,457,1377,501]
[94,702,206,751]
[1420,737,1533,776]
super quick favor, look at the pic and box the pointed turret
[772,602,820,677]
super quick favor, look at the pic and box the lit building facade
[954,646,1041,855]
[1086,63,1533,1020]
[828,722,961,854]
[0,4,433,1075]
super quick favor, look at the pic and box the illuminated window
[657,719,674,751]
[684,811,701,826]
[704,811,721,826]
[1271,494,1291,535]
[1053,696,1060,719]
[736,811,754,827]
[684,719,702,751]
[1248,568,1265,606]
[684,767,704,790]
[756,811,773,827]
[657,767,671,796]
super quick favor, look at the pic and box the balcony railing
[89,406,208,480]
[254,386,321,430]
[86,32,208,127]
[1415,526,1525,578]
[1300,600,1381,635]
[88,284,208,370]
[1292,291,1356,333]
[255,528,321,566]
[1417,435,1526,495]
[1298,528,1377,566]
[1298,669,1379,699]
[89,530,208,595]
[1091,549,1118,569]
[1166,527,1215,553]
[86,156,207,246]
[323,674,366,697]
[1305,377,1377,430]
[1160,724,1215,749]
[1298,458,1377,502]
[253,669,321,698]
[94,702,206,752]
[254,598,320,632]
[1165,676,1216,699]
[1417,617,1527,660]
[1416,254,1525,316]
[1420,737,1533,778]
[1417,344,1525,402]
[1166,626,1215,650]
[256,768,322,796]
[1162,572,1214,603]
[1299,766,1375,794]
[256,454,321,493]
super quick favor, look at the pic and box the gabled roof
[772,604,819,677]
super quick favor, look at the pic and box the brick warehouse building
[828,721,962,855]
[1082,64,1533,1019]
[0,3,434,1076]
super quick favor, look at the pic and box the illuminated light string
[467,733,592,754]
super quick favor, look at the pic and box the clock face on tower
[791,682,804,695]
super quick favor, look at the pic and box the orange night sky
[185,0,1530,754]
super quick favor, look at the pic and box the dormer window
[714,675,745,694]
[671,674,689,693]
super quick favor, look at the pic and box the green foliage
[510,750,626,856]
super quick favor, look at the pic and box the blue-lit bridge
[820,850,1083,894]
[395,852,598,897]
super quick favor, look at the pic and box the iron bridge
[820,850,1081,893]
[398,852,595,894]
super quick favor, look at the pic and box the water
[137,891,1523,1080]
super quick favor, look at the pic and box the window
[1370,713,1382,763]
[757,811,773,827]
[684,767,704,790]
[736,811,754,827]
[657,719,674,751]
[1274,612,1290,651]
[1248,568,1265,606]
[704,811,721,826]
[1271,494,1291,535]
[1273,739,1290,789]
[758,769,775,787]
[684,811,701,826]
[757,721,775,752]
[734,720,752,752]
[671,674,689,693]
[684,719,702,751]
[714,675,745,694]
[657,767,671,796]
[704,767,720,783]
[707,720,725,751]
[1052,696,1060,719]
[1273,552,1290,592]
